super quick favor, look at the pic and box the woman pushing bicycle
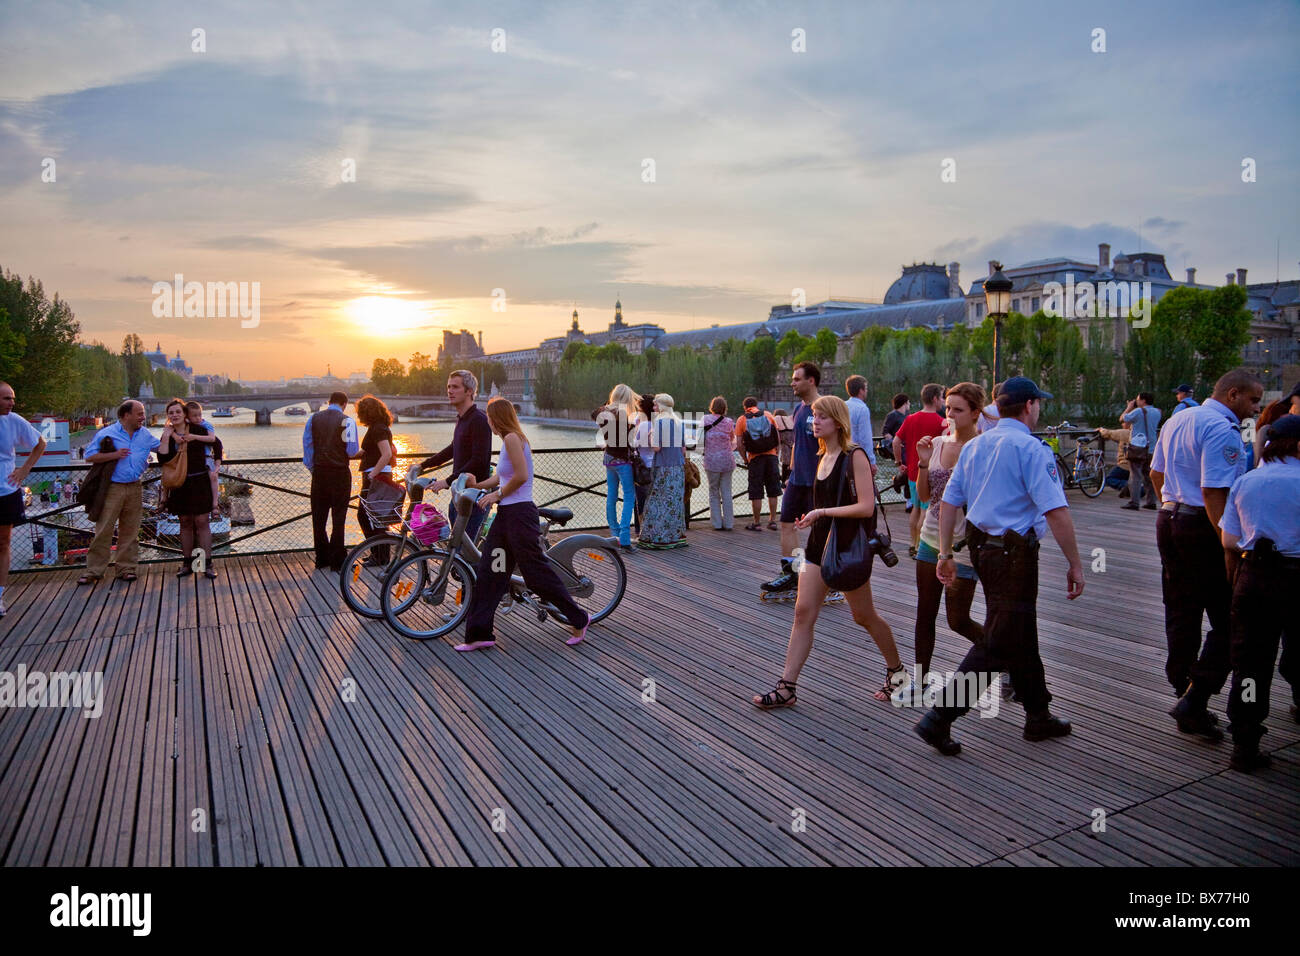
[454,397,591,652]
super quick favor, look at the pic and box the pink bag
[410,502,450,545]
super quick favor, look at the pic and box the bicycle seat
[537,506,573,526]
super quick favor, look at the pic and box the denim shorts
[916,539,977,581]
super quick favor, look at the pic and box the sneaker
[1121,502,1139,510]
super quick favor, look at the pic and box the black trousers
[464,501,589,643]
[357,475,389,564]
[1156,509,1232,700]
[310,465,352,569]
[934,528,1050,720]
[1227,557,1300,747]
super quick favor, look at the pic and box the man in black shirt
[420,369,492,540]
[880,393,909,459]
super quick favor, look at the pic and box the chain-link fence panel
[11,432,1091,572]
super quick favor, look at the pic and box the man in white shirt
[0,382,48,616]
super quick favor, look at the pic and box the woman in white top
[908,383,988,698]
[457,398,590,652]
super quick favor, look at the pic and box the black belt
[1161,502,1206,515]
[1241,551,1300,569]
[969,525,1038,549]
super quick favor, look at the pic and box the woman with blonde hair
[456,397,590,651]
[593,383,639,551]
[752,394,903,709]
[638,393,688,549]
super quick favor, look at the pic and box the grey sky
[1,0,1296,377]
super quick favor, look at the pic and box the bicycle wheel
[381,549,476,641]
[1075,450,1105,497]
[1053,455,1068,492]
[558,545,627,625]
[339,534,425,619]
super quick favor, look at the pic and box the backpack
[742,410,778,454]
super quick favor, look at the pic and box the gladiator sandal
[874,663,908,702]
[753,679,797,709]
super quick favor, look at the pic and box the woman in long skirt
[638,393,687,549]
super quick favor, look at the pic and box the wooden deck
[2,492,1296,866]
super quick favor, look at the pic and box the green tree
[69,341,126,416]
[1078,323,1120,426]
[1148,285,1252,388]
[534,359,557,411]
[0,307,26,385]
[152,366,189,399]
[745,337,779,395]
[370,357,406,393]
[796,327,839,367]
[0,268,81,412]
[776,329,810,366]
[121,334,153,397]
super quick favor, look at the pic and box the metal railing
[10,429,1096,573]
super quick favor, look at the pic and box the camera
[869,532,899,568]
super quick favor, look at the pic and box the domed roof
[884,263,951,305]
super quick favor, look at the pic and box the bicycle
[1043,421,1105,498]
[339,465,489,619]
[379,474,627,641]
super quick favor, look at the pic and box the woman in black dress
[751,395,902,709]
[157,398,218,578]
[355,395,396,563]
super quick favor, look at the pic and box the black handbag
[820,448,875,592]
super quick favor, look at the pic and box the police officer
[1218,413,1300,772]
[915,377,1085,756]
[1171,383,1199,417]
[1150,368,1263,740]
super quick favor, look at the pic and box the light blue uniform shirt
[846,396,877,465]
[1172,397,1199,416]
[1219,458,1300,556]
[1150,398,1244,506]
[0,413,43,496]
[1122,405,1161,449]
[90,421,161,483]
[942,418,1068,539]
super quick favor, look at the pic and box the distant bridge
[140,394,456,425]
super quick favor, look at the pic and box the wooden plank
[88,630,158,866]
[173,628,214,865]
[230,616,341,865]
[133,628,176,866]
[0,636,100,863]
[213,622,298,866]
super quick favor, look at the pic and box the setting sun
[346,295,438,335]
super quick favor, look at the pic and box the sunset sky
[1,0,1297,380]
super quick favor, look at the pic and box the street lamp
[984,262,1013,383]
